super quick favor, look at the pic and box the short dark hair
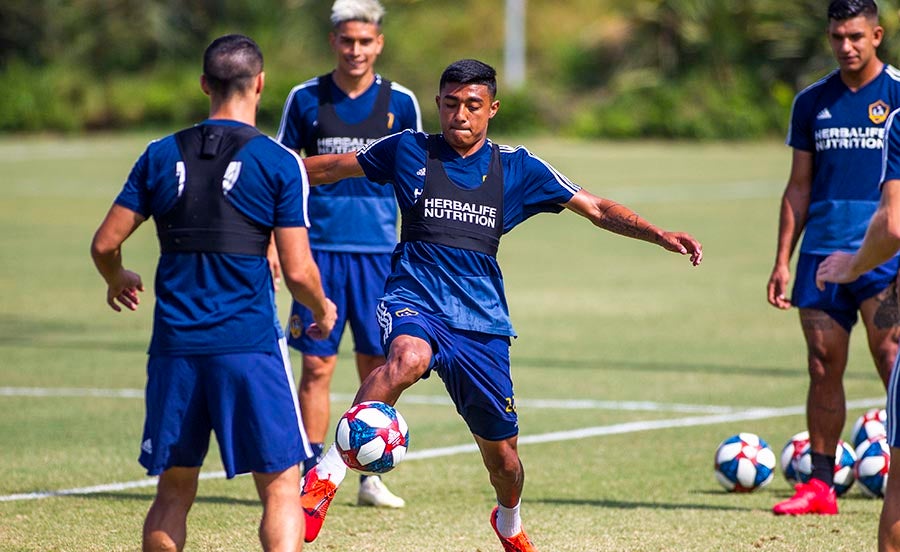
[439,59,498,98]
[202,34,264,98]
[828,0,878,21]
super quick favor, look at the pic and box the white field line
[0,387,735,414]
[0,396,884,503]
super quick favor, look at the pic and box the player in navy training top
[274,0,421,509]
[295,59,702,550]
[818,100,900,552]
[90,35,336,552]
[767,0,900,517]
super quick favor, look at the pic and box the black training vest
[400,135,504,257]
[308,73,393,155]
[156,124,270,256]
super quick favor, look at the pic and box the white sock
[314,443,347,486]
[496,501,522,538]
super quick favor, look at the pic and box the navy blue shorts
[287,250,391,357]
[792,253,899,333]
[140,338,312,478]
[376,302,517,441]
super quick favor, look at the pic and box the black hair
[828,0,878,21]
[439,59,498,98]
[202,34,264,98]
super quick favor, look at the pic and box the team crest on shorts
[869,100,890,124]
[289,314,303,339]
[394,307,419,318]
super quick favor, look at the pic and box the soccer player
[296,59,702,551]
[766,0,900,516]
[274,0,421,509]
[817,105,900,551]
[90,34,337,552]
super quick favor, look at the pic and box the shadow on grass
[535,496,756,512]
[0,314,147,352]
[83,492,261,507]
[512,356,875,381]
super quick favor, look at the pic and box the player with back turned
[274,0,421,509]
[90,34,336,551]
[766,0,900,516]
[296,58,702,551]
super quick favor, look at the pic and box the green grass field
[0,133,889,551]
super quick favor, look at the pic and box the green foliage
[4,0,900,137]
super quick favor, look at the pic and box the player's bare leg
[302,336,429,542]
[143,466,199,552]
[773,309,847,515]
[353,352,405,508]
[801,308,849,466]
[254,467,304,552]
[859,283,900,389]
[353,335,431,406]
[298,354,338,444]
[475,435,537,551]
[879,446,900,551]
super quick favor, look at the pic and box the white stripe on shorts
[278,337,312,459]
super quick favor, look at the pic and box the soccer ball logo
[335,401,410,475]
[714,433,776,492]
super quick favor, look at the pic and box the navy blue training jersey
[276,75,422,253]
[115,119,310,355]
[357,131,580,336]
[788,64,900,254]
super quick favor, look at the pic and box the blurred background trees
[2,0,900,138]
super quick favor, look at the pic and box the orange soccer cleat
[772,478,838,515]
[490,506,538,552]
[301,469,338,542]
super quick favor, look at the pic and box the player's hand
[306,298,338,341]
[766,265,792,309]
[106,269,144,312]
[659,232,703,266]
[815,251,859,291]
[266,238,282,292]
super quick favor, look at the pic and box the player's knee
[385,341,431,386]
[805,353,844,383]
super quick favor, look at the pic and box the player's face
[827,15,883,75]
[330,20,384,80]
[436,83,499,157]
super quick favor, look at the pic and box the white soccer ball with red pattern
[714,433,776,492]
[851,408,887,449]
[855,437,891,498]
[335,401,409,475]
[780,431,810,485]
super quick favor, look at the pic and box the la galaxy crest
[869,100,890,125]
[394,307,419,318]
[289,314,303,339]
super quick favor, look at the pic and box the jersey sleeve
[276,84,316,153]
[504,147,581,230]
[273,149,310,228]
[787,91,815,152]
[114,146,152,217]
[881,108,900,185]
[392,85,423,132]
[356,130,406,183]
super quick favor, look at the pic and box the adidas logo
[142,439,153,454]
[416,167,426,176]
[816,108,832,120]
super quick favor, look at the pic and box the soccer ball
[851,408,887,448]
[714,433,776,492]
[335,401,409,475]
[855,437,891,498]
[794,440,856,496]
[780,431,810,485]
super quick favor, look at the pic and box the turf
[0,133,888,551]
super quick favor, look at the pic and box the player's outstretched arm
[815,179,900,290]
[564,189,702,266]
[90,204,146,312]
[273,225,337,339]
[302,152,365,186]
